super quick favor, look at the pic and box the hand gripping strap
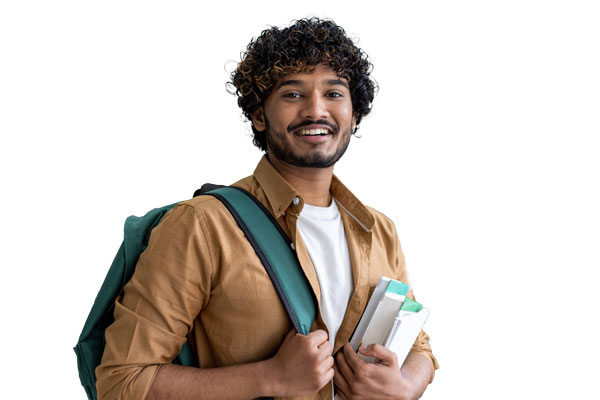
[206,186,316,335]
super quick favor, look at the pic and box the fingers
[301,330,332,361]
[270,329,334,396]
[342,342,365,373]
[306,329,329,345]
[305,330,334,376]
[284,328,296,341]
[323,361,335,381]
[335,345,355,379]
[324,351,335,369]
[317,339,333,358]
[333,361,351,400]
[317,354,335,390]
[358,343,399,368]
[334,343,406,399]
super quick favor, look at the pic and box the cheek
[266,106,294,130]
[336,103,354,123]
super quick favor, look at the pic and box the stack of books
[349,277,430,365]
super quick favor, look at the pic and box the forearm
[400,353,434,400]
[147,361,275,400]
[147,330,334,400]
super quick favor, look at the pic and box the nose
[301,92,328,120]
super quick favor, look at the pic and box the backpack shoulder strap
[198,184,316,335]
[74,185,316,400]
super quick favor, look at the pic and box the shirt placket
[333,210,372,353]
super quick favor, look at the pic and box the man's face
[253,64,356,168]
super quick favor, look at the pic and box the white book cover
[384,307,430,366]
[349,276,393,350]
[357,292,406,362]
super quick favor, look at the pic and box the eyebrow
[275,78,349,90]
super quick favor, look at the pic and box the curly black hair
[228,17,377,151]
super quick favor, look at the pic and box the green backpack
[74,185,316,400]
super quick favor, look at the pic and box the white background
[1,1,599,399]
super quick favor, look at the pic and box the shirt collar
[331,174,374,232]
[253,155,299,217]
[253,155,375,232]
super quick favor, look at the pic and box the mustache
[288,119,338,133]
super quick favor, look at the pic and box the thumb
[282,328,297,342]
[358,344,399,368]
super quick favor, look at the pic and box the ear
[252,106,266,132]
[351,114,357,133]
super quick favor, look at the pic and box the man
[97,17,438,399]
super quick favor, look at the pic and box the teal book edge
[400,297,423,313]
[386,279,410,296]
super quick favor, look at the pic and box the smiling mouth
[296,128,330,136]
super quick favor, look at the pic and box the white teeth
[297,128,329,136]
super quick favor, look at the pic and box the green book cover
[400,297,423,313]
[386,280,409,296]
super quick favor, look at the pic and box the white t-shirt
[297,199,353,347]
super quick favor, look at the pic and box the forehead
[273,64,349,90]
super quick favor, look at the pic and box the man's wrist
[399,353,434,399]
[254,357,279,397]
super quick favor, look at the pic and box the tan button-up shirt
[96,156,438,399]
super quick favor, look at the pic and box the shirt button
[293,196,300,205]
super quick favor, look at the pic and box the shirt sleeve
[95,204,214,399]
[392,226,440,382]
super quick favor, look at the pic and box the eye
[326,91,344,98]
[282,92,302,99]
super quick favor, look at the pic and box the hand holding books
[349,277,430,367]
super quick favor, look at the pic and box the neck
[267,154,334,207]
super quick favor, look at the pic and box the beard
[264,117,352,168]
